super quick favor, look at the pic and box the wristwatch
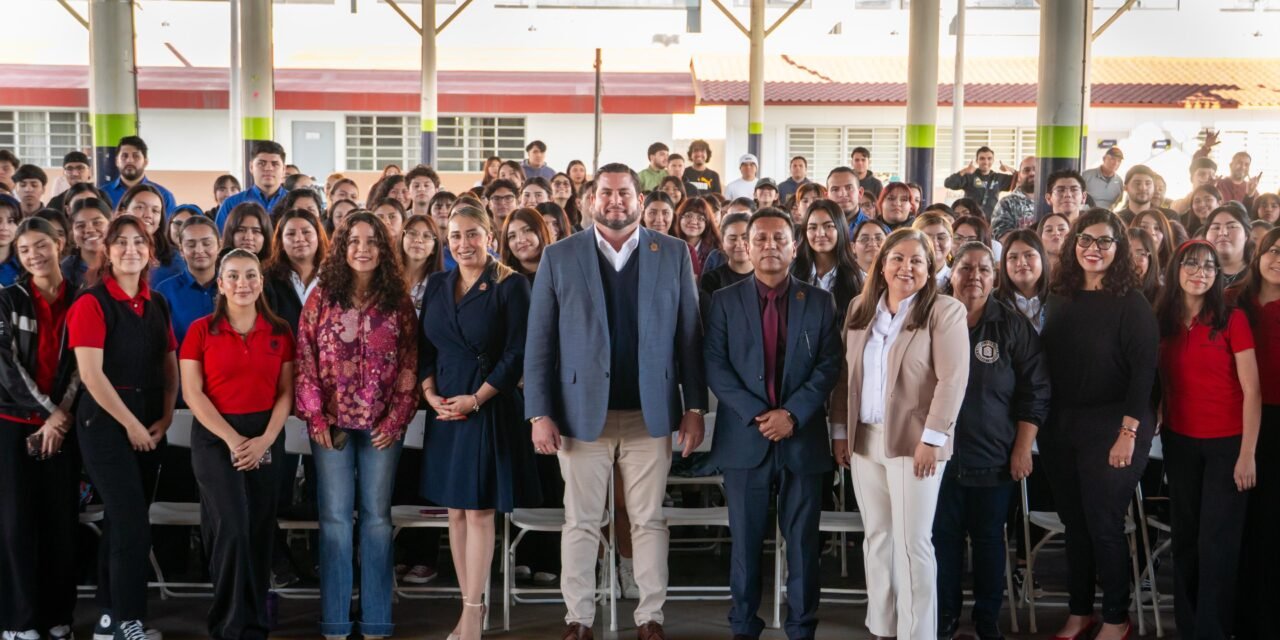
[530,416,548,424]
[686,408,707,416]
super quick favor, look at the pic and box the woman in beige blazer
[830,227,970,640]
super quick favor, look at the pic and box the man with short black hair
[638,143,669,193]
[850,147,883,200]
[1170,157,1219,214]
[12,165,47,216]
[666,154,686,180]
[484,179,520,229]
[826,167,870,229]
[100,135,177,214]
[1116,165,1160,224]
[47,151,93,213]
[0,150,19,190]
[777,156,809,203]
[522,140,556,181]
[991,156,1038,240]
[1082,147,1124,210]
[405,165,440,219]
[944,146,1014,216]
[215,140,288,231]
[1044,169,1087,219]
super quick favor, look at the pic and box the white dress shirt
[810,263,837,293]
[290,270,319,305]
[595,225,642,272]
[1013,292,1045,333]
[831,291,948,447]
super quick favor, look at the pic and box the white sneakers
[617,558,640,600]
[2,630,40,640]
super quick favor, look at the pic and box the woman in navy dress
[418,204,541,640]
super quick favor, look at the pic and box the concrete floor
[71,543,1178,639]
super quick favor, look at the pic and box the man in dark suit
[525,162,707,640]
[704,207,843,640]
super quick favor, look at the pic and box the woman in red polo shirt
[1231,226,1280,638]
[68,215,178,640]
[180,248,295,640]
[1155,239,1260,640]
[0,218,78,640]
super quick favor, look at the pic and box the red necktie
[763,289,780,407]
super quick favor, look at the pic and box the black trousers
[1163,430,1247,640]
[934,476,1015,630]
[0,419,80,631]
[1236,404,1280,639]
[723,448,823,640]
[1039,406,1151,625]
[191,412,283,640]
[77,410,162,621]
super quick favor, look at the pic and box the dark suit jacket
[704,276,841,473]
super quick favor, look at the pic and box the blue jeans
[313,430,402,637]
[932,474,1014,631]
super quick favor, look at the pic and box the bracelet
[1118,427,1137,439]
[471,395,480,413]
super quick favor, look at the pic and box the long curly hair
[1050,208,1139,297]
[318,211,407,313]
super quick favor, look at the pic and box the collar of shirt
[104,274,152,303]
[754,276,790,302]
[1013,292,1044,331]
[214,313,272,338]
[289,270,319,303]
[809,263,837,292]
[873,291,917,335]
[177,269,217,291]
[594,225,642,272]
[30,278,68,308]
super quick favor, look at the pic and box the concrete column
[905,0,940,206]
[420,0,438,167]
[950,0,966,172]
[1034,0,1092,216]
[238,0,274,182]
[89,0,139,187]
[747,0,765,165]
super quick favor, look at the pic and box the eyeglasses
[1077,234,1116,250]
[954,234,980,244]
[1180,259,1219,275]
[1207,222,1245,235]
[681,213,706,222]
[1051,186,1083,196]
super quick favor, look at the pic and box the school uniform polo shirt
[67,276,178,352]
[154,270,218,345]
[179,315,295,415]
[1160,308,1255,439]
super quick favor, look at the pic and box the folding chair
[1135,435,1169,637]
[146,410,212,598]
[273,416,321,599]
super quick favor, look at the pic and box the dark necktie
[763,289,780,407]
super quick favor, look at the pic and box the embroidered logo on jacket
[975,340,1000,364]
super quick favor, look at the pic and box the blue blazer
[524,226,707,442]
[704,276,840,473]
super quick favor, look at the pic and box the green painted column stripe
[905,124,936,149]
[748,122,764,135]
[1036,125,1083,158]
[92,113,137,147]
[242,116,274,141]
[421,118,437,133]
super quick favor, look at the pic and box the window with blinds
[787,125,903,183]
[345,115,526,172]
[0,111,92,168]
[935,126,1037,186]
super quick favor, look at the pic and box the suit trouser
[559,410,670,628]
[190,412,282,640]
[932,475,1014,631]
[850,423,945,640]
[1163,430,1247,640]
[0,419,80,631]
[723,446,823,640]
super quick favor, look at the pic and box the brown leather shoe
[637,621,667,640]
[562,622,594,640]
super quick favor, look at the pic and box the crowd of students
[0,134,1277,640]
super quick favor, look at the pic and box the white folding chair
[272,417,322,599]
[146,411,212,598]
[1135,435,1169,637]
[503,476,616,632]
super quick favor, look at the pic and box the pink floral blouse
[294,288,419,439]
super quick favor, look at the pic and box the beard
[594,206,640,231]
[119,164,142,181]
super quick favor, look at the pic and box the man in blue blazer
[525,163,708,640]
[704,208,842,640]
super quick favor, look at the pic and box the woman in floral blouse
[295,210,419,640]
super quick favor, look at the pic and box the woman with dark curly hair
[674,196,721,279]
[1039,208,1159,640]
[295,211,419,640]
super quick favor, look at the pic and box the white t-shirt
[724,178,758,201]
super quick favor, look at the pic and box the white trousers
[851,423,946,640]
[558,410,671,628]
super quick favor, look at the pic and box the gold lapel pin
[649,241,659,252]
[796,291,806,301]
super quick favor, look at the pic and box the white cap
[738,153,759,166]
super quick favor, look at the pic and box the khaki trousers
[851,423,946,640]
[558,410,672,628]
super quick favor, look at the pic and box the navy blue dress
[418,264,541,512]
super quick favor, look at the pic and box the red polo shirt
[1251,298,1280,406]
[179,315,295,415]
[1160,308,1255,439]
[0,281,71,426]
[67,275,178,352]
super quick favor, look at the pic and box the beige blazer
[829,294,970,461]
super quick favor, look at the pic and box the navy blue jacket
[703,276,841,473]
